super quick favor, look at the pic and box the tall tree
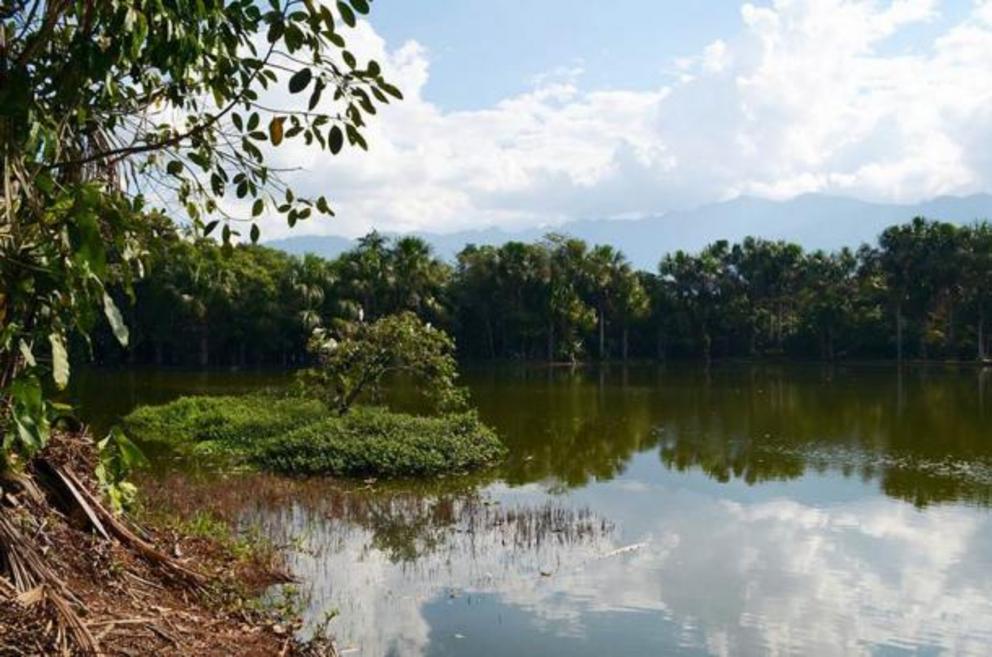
[964,223,992,360]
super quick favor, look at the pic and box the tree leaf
[252,198,264,217]
[251,223,261,244]
[308,79,325,111]
[103,293,130,347]
[337,1,356,27]
[49,332,69,390]
[269,117,285,145]
[379,81,404,100]
[328,125,344,154]
[108,427,149,471]
[349,0,370,14]
[166,160,183,176]
[289,68,313,93]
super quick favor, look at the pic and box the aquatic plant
[256,407,505,477]
[124,395,505,478]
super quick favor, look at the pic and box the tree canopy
[0,0,399,467]
[81,217,992,369]
[306,311,466,416]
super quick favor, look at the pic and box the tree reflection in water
[461,363,992,507]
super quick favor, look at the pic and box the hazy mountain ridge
[264,193,992,270]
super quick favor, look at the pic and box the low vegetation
[124,395,504,477]
[124,394,328,459]
[258,407,504,477]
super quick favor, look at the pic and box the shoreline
[0,431,331,657]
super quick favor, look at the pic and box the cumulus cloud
[257,0,992,239]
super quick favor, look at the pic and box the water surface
[75,364,992,656]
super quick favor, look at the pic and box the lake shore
[0,430,331,657]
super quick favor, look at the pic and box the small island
[124,313,505,478]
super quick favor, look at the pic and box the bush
[255,407,505,477]
[123,395,505,477]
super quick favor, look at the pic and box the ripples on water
[87,364,992,656]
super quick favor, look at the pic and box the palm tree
[454,245,500,358]
[391,236,450,320]
[965,223,992,360]
[342,231,392,319]
[586,245,622,359]
[614,261,649,361]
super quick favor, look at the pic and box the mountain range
[264,193,992,270]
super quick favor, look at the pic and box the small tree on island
[306,312,468,416]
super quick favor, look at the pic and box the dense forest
[88,217,992,366]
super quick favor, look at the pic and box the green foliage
[1,0,399,469]
[306,312,467,415]
[84,218,992,368]
[95,428,149,513]
[123,395,326,458]
[256,406,505,477]
[123,395,505,478]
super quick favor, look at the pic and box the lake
[71,364,992,657]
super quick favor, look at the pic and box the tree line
[89,217,992,367]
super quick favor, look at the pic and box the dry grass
[0,430,333,657]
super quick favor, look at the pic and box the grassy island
[124,394,505,477]
[125,313,506,478]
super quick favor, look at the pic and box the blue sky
[255,1,992,238]
[371,1,741,110]
[370,0,973,110]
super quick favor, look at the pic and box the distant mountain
[265,234,355,261]
[264,193,992,270]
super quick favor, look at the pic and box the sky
[250,0,992,240]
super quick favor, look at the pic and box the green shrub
[123,395,505,478]
[255,407,506,477]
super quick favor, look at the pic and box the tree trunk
[198,327,209,368]
[485,313,496,359]
[622,325,629,362]
[598,307,606,360]
[947,301,955,354]
[896,303,904,362]
[547,323,555,362]
[777,301,784,348]
[979,305,986,361]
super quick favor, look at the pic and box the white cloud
[257,0,992,240]
[255,477,992,657]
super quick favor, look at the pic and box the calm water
[73,364,992,657]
